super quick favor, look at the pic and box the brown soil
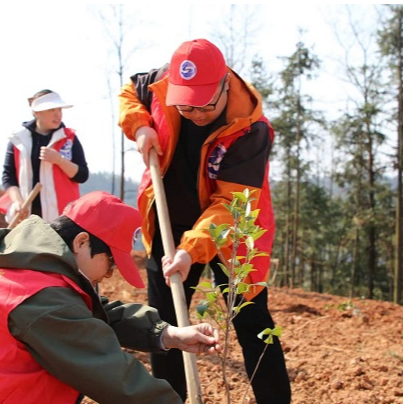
[83,251,403,404]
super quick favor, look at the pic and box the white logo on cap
[179,60,197,80]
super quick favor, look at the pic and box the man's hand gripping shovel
[149,148,204,404]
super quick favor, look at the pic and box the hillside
[83,251,403,404]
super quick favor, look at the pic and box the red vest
[13,127,80,216]
[0,269,92,403]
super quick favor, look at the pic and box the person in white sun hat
[1,89,89,225]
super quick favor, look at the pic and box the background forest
[87,5,403,305]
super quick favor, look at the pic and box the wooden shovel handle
[149,148,203,404]
[7,183,42,229]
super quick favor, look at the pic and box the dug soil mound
[83,251,403,404]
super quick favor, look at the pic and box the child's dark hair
[50,215,112,258]
[28,89,54,107]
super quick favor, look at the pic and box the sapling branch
[193,189,282,403]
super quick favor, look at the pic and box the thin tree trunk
[394,9,403,304]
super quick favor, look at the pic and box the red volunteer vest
[0,269,92,404]
[13,128,80,216]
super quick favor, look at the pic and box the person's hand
[135,126,163,167]
[162,323,220,354]
[10,200,29,222]
[161,249,192,286]
[40,146,63,165]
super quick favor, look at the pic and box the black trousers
[146,242,291,404]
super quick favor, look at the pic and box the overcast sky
[0,4,384,184]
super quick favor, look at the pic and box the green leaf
[254,281,269,287]
[233,301,254,314]
[206,292,217,302]
[221,287,230,295]
[236,282,249,293]
[245,235,255,250]
[253,252,269,258]
[238,301,254,310]
[245,201,251,216]
[272,326,282,337]
[253,229,267,241]
[196,304,209,317]
[257,326,282,344]
[232,192,248,202]
[217,263,230,277]
[198,281,213,289]
[249,209,260,219]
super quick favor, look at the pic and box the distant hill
[1,171,144,246]
[0,171,140,222]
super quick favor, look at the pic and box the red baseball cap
[166,38,227,107]
[62,191,144,288]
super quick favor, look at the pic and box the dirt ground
[83,251,403,404]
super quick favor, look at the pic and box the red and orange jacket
[119,67,275,300]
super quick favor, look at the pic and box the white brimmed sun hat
[31,92,73,112]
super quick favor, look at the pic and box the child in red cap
[0,191,219,404]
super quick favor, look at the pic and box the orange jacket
[119,68,275,300]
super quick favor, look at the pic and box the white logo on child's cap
[179,60,197,80]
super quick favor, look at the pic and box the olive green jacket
[0,216,181,403]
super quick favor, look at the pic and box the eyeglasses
[175,78,227,113]
[107,255,117,274]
